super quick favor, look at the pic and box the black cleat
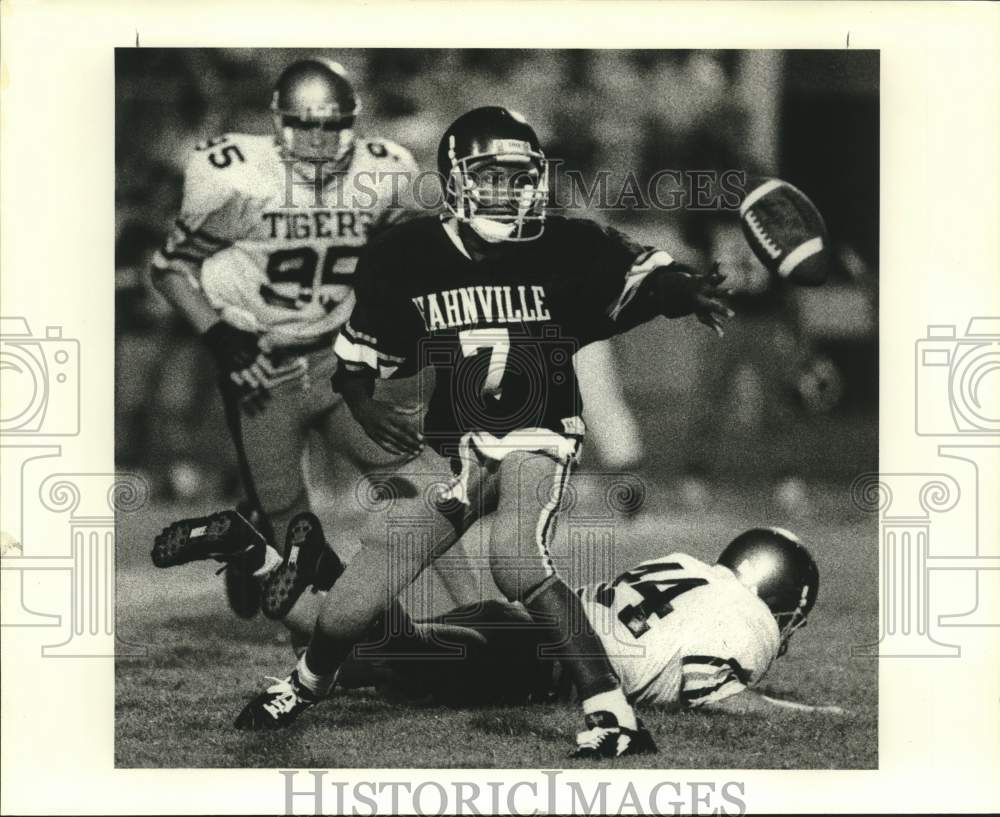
[261,512,344,620]
[151,510,266,572]
[569,712,658,759]
[234,671,319,730]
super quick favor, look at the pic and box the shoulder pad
[186,133,275,183]
[358,137,418,169]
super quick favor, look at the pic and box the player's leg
[286,593,552,707]
[234,447,486,729]
[336,599,490,701]
[303,479,465,682]
[427,598,555,704]
[488,448,656,758]
[217,378,311,617]
[233,385,313,554]
[323,390,482,609]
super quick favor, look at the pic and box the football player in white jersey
[321,527,844,717]
[150,57,457,629]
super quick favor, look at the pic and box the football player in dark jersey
[235,107,732,759]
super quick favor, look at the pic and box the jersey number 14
[596,562,708,638]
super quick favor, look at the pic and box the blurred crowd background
[116,48,877,507]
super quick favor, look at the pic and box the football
[739,177,830,286]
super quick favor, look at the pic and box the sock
[289,629,310,659]
[521,576,626,715]
[253,544,283,578]
[296,651,338,698]
[582,688,637,731]
[302,621,356,677]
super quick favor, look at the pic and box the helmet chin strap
[465,184,539,243]
[469,215,517,243]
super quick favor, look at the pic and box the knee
[488,525,517,600]
[489,550,556,603]
[488,515,556,603]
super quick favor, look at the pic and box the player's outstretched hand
[693,262,735,338]
[354,397,424,457]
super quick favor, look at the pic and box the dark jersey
[334,215,675,453]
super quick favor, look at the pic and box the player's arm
[608,254,734,337]
[583,223,733,341]
[702,688,846,716]
[151,235,263,394]
[150,148,264,393]
[150,262,220,333]
[332,251,423,456]
[680,655,845,715]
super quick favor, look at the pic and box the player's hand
[692,262,735,338]
[201,321,262,377]
[201,321,269,407]
[354,397,424,457]
[229,352,309,415]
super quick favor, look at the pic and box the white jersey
[152,132,420,349]
[578,552,780,707]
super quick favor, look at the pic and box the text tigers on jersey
[411,285,552,332]
[261,209,375,241]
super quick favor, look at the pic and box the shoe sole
[152,512,243,568]
[570,732,658,759]
[261,515,317,620]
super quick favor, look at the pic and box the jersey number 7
[459,328,510,398]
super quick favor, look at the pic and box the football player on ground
[150,58,473,628]
[336,527,844,716]
[229,106,733,758]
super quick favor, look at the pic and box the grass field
[115,477,877,769]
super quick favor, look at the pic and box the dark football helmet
[717,527,819,655]
[271,57,358,169]
[437,106,548,243]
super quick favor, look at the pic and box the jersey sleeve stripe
[682,656,752,684]
[333,332,379,370]
[682,678,749,707]
[341,324,407,363]
[631,249,674,275]
[681,655,730,668]
[342,322,378,347]
[681,680,729,702]
[175,218,230,249]
[607,249,674,321]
